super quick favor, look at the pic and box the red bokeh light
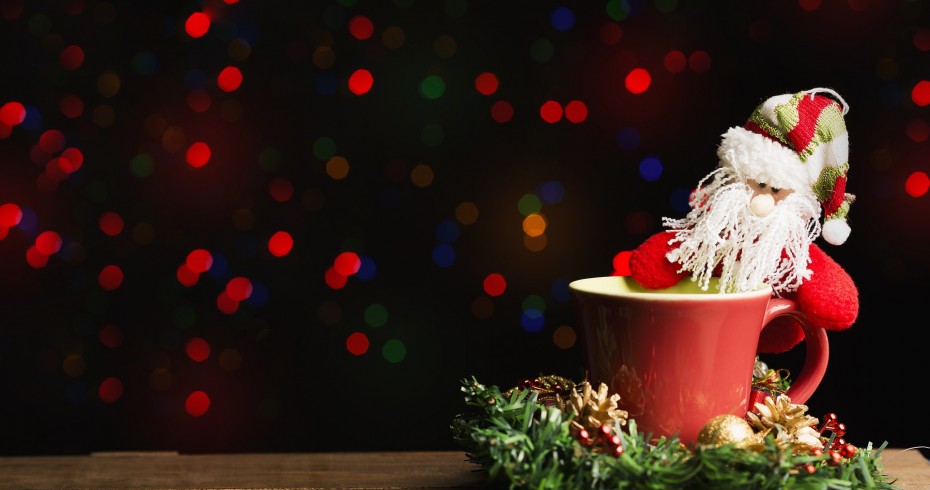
[688,50,712,73]
[564,100,588,123]
[185,337,211,362]
[539,100,563,123]
[98,211,124,236]
[226,276,253,301]
[348,15,374,40]
[186,141,211,167]
[26,246,48,268]
[474,72,499,96]
[346,332,369,356]
[216,292,240,314]
[905,171,930,197]
[187,89,211,112]
[177,264,200,286]
[268,231,294,257]
[625,68,651,94]
[912,81,930,106]
[39,129,66,154]
[98,265,124,291]
[35,231,62,255]
[914,27,930,52]
[185,12,211,38]
[185,391,210,417]
[483,273,506,297]
[186,249,213,273]
[60,94,84,118]
[611,250,632,276]
[334,252,361,276]
[598,22,622,45]
[664,50,687,73]
[217,66,243,92]
[348,69,374,95]
[98,377,124,403]
[798,0,821,11]
[0,101,26,126]
[59,147,84,173]
[0,203,23,227]
[324,266,347,289]
[59,45,84,70]
[269,177,294,202]
[490,100,514,123]
[98,324,124,348]
[907,118,930,142]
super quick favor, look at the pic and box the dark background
[1,0,928,455]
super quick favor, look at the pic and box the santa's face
[663,168,822,294]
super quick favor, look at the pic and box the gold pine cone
[559,381,629,434]
[746,394,823,452]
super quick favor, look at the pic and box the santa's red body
[629,231,859,353]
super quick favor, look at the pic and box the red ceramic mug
[569,276,828,446]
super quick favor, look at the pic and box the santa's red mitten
[629,231,688,289]
[795,244,859,331]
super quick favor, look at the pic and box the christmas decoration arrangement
[451,89,896,488]
[451,371,897,489]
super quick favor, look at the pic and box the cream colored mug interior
[569,276,772,298]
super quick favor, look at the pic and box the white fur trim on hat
[822,218,850,245]
[717,127,815,196]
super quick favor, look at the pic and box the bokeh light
[98,265,124,291]
[348,15,374,40]
[905,171,930,197]
[664,50,687,73]
[688,50,712,73]
[475,72,499,95]
[334,251,361,276]
[625,68,651,94]
[185,391,210,417]
[268,231,293,257]
[483,273,506,296]
[98,377,123,403]
[549,6,575,31]
[226,276,253,301]
[455,201,479,224]
[364,303,388,327]
[348,69,374,95]
[912,81,930,106]
[0,203,23,227]
[217,66,243,92]
[490,101,514,123]
[186,249,213,273]
[346,332,369,355]
[382,339,406,363]
[552,325,576,349]
[186,142,211,167]
[185,337,211,362]
[564,100,588,123]
[540,100,563,123]
[522,213,547,237]
[185,12,211,38]
[639,156,663,181]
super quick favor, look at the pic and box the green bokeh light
[382,339,407,363]
[530,39,554,63]
[517,194,542,216]
[130,153,155,177]
[313,137,337,160]
[522,294,547,313]
[607,0,632,21]
[420,75,446,99]
[364,303,388,328]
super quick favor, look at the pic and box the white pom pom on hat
[717,87,855,246]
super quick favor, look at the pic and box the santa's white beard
[664,168,822,295]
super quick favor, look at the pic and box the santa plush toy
[629,88,858,354]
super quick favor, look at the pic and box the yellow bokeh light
[62,354,86,377]
[228,38,252,61]
[161,126,186,153]
[149,367,172,391]
[382,26,405,49]
[410,164,434,188]
[456,201,479,225]
[326,156,350,180]
[524,233,547,252]
[92,105,116,127]
[97,70,121,97]
[313,47,335,69]
[434,35,457,58]
[552,325,577,349]
[523,213,547,237]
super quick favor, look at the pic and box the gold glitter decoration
[697,414,756,448]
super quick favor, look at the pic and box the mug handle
[760,299,829,405]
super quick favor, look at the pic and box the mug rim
[568,276,773,300]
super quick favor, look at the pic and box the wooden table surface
[0,449,927,489]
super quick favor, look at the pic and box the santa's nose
[750,193,775,217]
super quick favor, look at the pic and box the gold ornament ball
[697,414,755,447]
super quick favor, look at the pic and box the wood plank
[0,449,925,489]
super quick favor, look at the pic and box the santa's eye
[758,182,766,188]
[771,187,781,193]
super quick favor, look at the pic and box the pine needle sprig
[451,376,901,490]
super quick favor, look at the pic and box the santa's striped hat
[717,88,854,245]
